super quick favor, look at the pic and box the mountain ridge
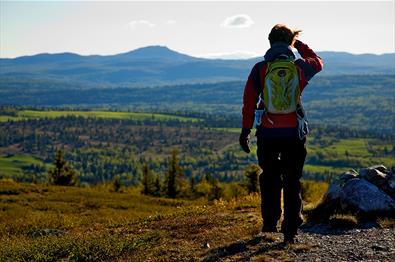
[1,45,394,61]
[1,45,394,87]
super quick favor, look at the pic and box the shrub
[48,150,77,186]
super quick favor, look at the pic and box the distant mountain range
[0,46,394,87]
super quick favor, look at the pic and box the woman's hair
[268,24,302,47]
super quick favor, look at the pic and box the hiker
[239,24,323,243]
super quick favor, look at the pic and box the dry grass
[329,214,358,229]
[0,180,328,261]
[378,218,395,229]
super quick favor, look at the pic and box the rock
[342,178,395,214]
[387,174,395,197]
[323,170,358,203]
[360,166,395,199]
[367,165,387,173]
[360,167,387,187]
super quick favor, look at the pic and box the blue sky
[1,1,394,58]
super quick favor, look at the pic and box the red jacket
[242,40,324,138]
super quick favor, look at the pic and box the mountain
[0,46,394,88]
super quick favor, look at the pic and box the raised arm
[294,40,324,81]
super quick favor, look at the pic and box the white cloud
[220,14,254,28]
[198,51,260,60]
[165,20,176,25]
[129,20,156,29]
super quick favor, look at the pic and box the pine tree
[48,149,77,186]
[190,175,196,195]
[165,149,184,198]
[113,175,122,192]
[141,163,153,195]
[153,175,162,197]
[244,164,261,193]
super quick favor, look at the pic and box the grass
[0,180,332,261]
[329,214,358,229]
[0,154,49,179]
[304,164,346,174]
[0,110,201,122]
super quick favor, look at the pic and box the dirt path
[202,224,395,261]
[121,200,394,261]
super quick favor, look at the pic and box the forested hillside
[1,109,393,185]
[1,74,394,134]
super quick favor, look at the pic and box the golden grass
[0,180,328,261]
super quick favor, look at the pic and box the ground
[0,181,394,261]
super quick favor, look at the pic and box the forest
[1,74,394,135]
[0,107,393,187]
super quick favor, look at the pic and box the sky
[1,1,394,59]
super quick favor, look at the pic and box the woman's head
[268,24,302,47]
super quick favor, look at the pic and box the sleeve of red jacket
[294,40,324,81]
[242,64,260,129]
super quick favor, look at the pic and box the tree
[190,175,196,195]
[165,149,184,198]
[48,149,77,186]
[113,175,122,192]
[244,164,261,193]
[141,163,154,195]
[208,178,223,201]
[153,175,162,197]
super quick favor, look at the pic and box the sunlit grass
[0,179,334,260]
[0,155,49,178]
[0,110,201,122]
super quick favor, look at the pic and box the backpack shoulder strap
[251,61,267,96]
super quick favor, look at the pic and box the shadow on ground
[201,234,289,262]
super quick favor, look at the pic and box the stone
[323,170,358,203]
[359,167,388,189]
[368,165,387,173]
[386,174,395,198]
[341,178,395,214]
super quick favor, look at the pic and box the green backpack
[263,60,301,114]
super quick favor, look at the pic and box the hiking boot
[261,225,278,233]
[283,234,296,244]
[280,216,304,235]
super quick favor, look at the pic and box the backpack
[263,59,300,114]
[253,59,310,139]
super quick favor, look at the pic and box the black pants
[257,137,306,236]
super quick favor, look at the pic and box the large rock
[342,178,395,214]
[323,170,358,203]
[360,165,395,199]
[319,168,395,217]
[360,166,388,188]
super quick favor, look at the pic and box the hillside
[1,73,394,135]
[1,181,394,261]
[1,46,394,87]
[0,109,394,184]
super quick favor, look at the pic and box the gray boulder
[342,178,395,213]
[323,170,358,203]
[360,165,395,199]
[319,168,395,217]
[360,166,388,188]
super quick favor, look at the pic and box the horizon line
[1,45,394,60]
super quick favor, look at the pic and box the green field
[0,110,201,122]
[0,155,50,179]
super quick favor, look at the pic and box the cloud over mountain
[129,20,156,29]
[220,14,254,28]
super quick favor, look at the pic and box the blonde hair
[268,24,302,47]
